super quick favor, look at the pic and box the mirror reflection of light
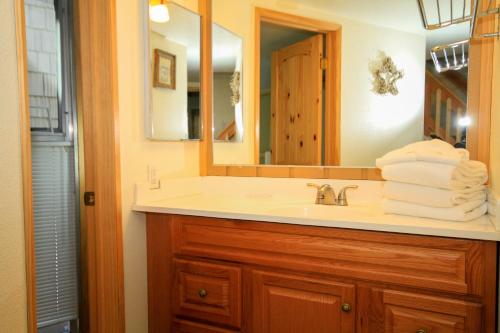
[150,4,170,23]
[458,116,472,127]
[68,123,74,136]
[368,95,422,130]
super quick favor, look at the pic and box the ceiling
[278,0,470,54]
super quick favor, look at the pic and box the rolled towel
[381,161,488,190]
[384,181,487,208]
[383,199,488,222]
[376,139,469,168]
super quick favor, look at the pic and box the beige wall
[490,36,500,195]
[151,33,189,139]
[212,0,426,167]
[116,0,200,332]
[0,1,29,332]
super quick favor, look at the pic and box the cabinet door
[358,287,482,333]
[252,270,355,333]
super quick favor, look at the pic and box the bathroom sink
[266,203,379,219]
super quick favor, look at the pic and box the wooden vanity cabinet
[146,214,497,333]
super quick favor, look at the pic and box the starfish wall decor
[369,51,404,96]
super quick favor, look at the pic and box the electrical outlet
[148,165,160,189]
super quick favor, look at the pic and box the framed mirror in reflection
[211,1,471,167]
[145,2,202,141]
[213,24,244,142]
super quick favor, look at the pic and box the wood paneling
[173,259,241,328]
[14,1,36,331]
[74,0,125,331]
[252,270,355,333]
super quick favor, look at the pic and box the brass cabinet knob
[416,329,427,333]
[341,303,351,313]
[198,289,208,298]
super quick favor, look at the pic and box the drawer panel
[173,259,241,328]
[383,290,482,333]
[171,215,492,295]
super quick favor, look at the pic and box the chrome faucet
[307,183,358,206]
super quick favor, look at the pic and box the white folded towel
[384,181,487,208]
[383,199,488,222]
[381,161,488,190]
[376,139,469,168]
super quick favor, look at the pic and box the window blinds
[32,145,79,328]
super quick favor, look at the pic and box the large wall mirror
[145,2,202,141]
[213,24,244,142]
[211,0,473,168]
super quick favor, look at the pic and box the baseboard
[487,188,500,231]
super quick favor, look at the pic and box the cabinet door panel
[252,270,355,333]
[173,319,238,333]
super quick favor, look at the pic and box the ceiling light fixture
[150,0,170,23]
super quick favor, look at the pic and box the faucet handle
[307,183,321,189]
[337,185,358,206]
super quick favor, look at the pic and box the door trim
[14,0,37,332]
[254,8,342,166]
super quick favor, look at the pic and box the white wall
[116,0,200,332]
[151,33,189,140]
[212,0,425,167]
[0,1,29,332]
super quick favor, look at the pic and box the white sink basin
[266,203,380,219]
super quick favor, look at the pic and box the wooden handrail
[216,120,236,141]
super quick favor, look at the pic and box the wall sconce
[150,0,170,23]
[430,39,469,73]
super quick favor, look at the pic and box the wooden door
[271,34,324,165]
[357,287,483,333]
[252,270,355,333]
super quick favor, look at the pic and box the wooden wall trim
[74,0,125,331]
[467,0,497,167]
[14,0,37,332]
[200,0,213,176]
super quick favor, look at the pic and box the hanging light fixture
[150,0,170,23]
[430,39,469,73]
[417,0,473,30]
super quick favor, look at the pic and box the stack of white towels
[376,140,488,222]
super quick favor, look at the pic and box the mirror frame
[200,0,494,179]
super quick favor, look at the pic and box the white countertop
[132,177,500,241]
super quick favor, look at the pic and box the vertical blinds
[32,145,79,327]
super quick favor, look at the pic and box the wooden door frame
[14,1,37,332]
[15,0,125,331]
[255,8,342,166]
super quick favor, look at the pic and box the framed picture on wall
[153,49,176,89]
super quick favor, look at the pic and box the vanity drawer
[173,259,242,328]
[382,290,482,333]
[171,215,493,296]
